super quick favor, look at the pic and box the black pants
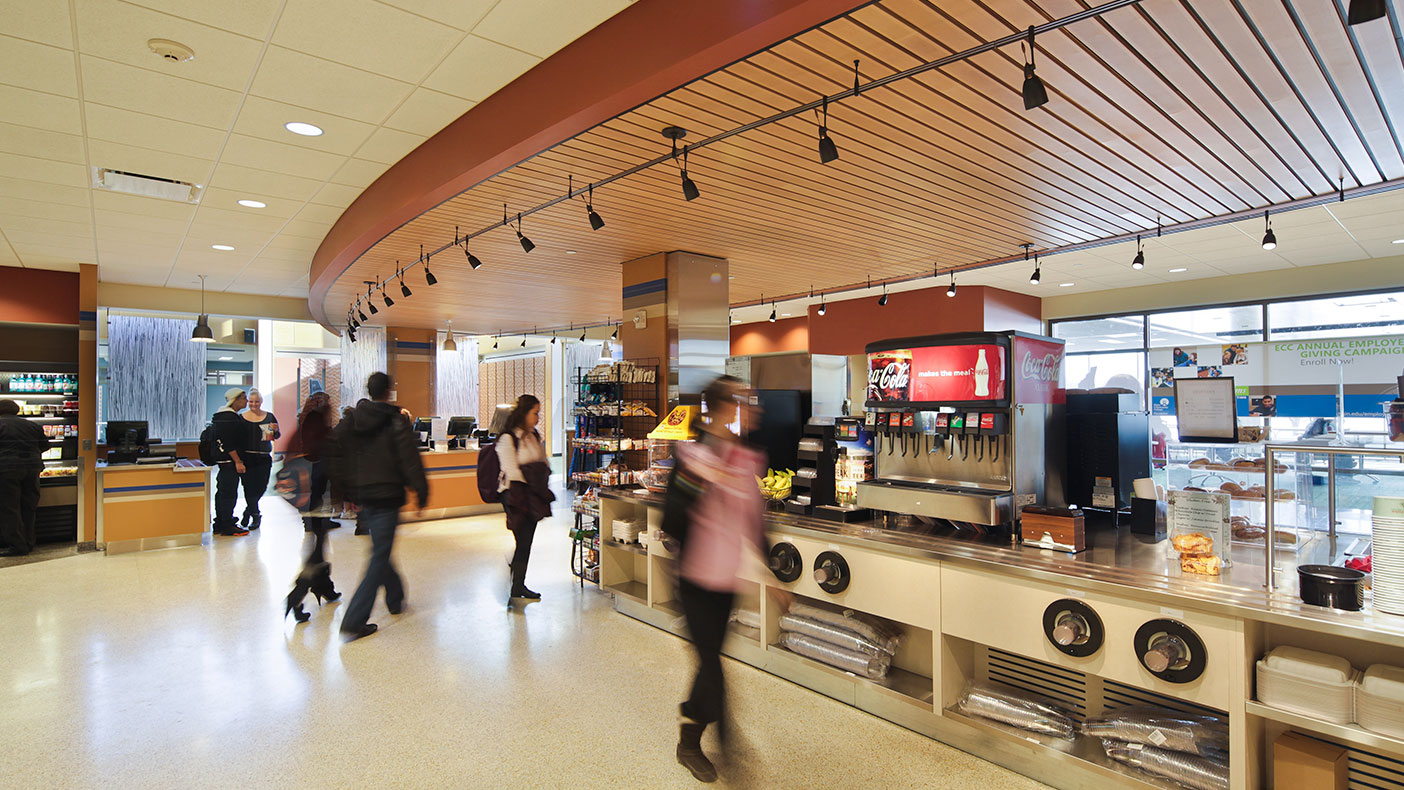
[213,461,240,531]
[342,503,403,631]
[239,453,272,519]
[678,578,736,726]
[0,467,41,554]
[504,502,539,591]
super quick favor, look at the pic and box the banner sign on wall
[868,344,1007,402]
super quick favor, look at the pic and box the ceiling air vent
[92,168,203,204]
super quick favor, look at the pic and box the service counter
[96,460,212,554]
[402,447,497,522]
[598,488,1404,790]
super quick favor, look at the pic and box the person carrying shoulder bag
[497,394,554,601]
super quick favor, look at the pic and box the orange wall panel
[730,316,810,356]
[807,285,985,356]
[0,266,78,325]
[388,327,434,418]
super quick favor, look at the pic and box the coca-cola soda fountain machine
[857,331,1066,533]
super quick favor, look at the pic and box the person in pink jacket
[665,375,780,783]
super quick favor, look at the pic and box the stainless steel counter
[601,487,1404,647]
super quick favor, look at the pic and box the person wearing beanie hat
[210,388,250,536]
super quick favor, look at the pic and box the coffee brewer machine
[856,331,1065,533]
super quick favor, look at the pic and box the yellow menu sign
[648,405,698,440]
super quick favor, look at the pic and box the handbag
[274,456,312,512]
[661,458,707,546]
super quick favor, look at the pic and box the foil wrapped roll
[778,613,889,657]
[1082,706,1229,757]
[788,602,901,655]
[955,682,1077,740]
[1102,740,1229,790]
[779,632,891,679]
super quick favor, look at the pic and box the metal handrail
[1264,442,1404,590]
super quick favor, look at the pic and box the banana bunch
[756,468,796,499]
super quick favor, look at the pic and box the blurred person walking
[496,394,554,601]
[238,388,279,530]
[280,391,339,623]
[326,373,427,641]
[661,375,774,783]
[0,399,49,557]
[210,388,250,536]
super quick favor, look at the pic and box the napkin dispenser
[1020,506,1086,553]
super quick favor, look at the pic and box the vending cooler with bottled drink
[856,331,1066,536]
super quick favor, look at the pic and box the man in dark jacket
[0,399,50,556]
[327,372,428,641]
[210,388,250,536]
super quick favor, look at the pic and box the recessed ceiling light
[1059,282,1075,287]
[1393,238,1404,244]
[211,244,235,251]
[781,313,792,317]
[1169,267,1188,273]
[565,250,576,255]
[237,199,266,208]
[284,121,323,137]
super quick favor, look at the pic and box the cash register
[105,420,175,464]
[446,416,477,450]
[413,417,434,449]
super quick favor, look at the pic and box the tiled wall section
[106,315,206,442]
[479,355,546,438]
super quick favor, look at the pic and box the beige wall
[1041,255,1404,320]
[99,282,313,321]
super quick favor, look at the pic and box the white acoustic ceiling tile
[261,235,320,253]
[309,182,363,207]
[276,219,332,240]
[84,103,227,161]
[86,140,214,186]
[0,84,81,134]
[92,268,166,285]
[252,247,312,264]
[196,186,296,218]
[375,0,499,31]
[250,46,413,123]
[0,244,19,266]
[121,0,283,39]
[384,88,471,137]
[0,151,87,187]
[230,95,376,156]
[184,228,277,251]
[14,258,83,272]
[0,0,73,48]
[355,127,426,165]
[0,198,90,224]
[293,203,344,225]
[0,121,85,164]
[80,56,242,129]
[330,158,389,189]
[473,0,629,58]
[221,134,347,182]
[209,163,323,202]
[96,239,181,257]
[272,0,462,83]
[0,175,89,206]
[92,192,199,221]
[0,34,79,97]
[93,224,184,246]
[189,204,287,233]
[73,0,265,92]
[422,34,540,102]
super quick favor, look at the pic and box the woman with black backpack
[496,394,554,601]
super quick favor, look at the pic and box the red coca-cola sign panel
[868,344,1006,402]
[1012,335,1066,405]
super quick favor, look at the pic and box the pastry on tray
[1171,532,1214,554]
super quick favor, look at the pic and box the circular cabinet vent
[812,550,850,594]
[1134,619,1208,684]
[1042,599,1105,657]
[148,39,195,62]
[767,542,802,583]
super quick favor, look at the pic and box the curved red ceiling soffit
[309,0,871,328]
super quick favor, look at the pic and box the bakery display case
[1161,441,1316,551]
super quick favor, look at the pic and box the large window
[1269,292,1404,340]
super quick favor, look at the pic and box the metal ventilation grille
[92,167,203,203]
[985,647,1090,721]
[1102,678,1227,719]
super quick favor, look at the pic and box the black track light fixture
[817,292,826,316]
[611,324,619,340]
[1348,0,1387,25]
[1261,210,1277,250]
[769,302,777,322]
[1021,26,1049,111]
[399,265,412,298]
[346,323,357,343]
[456,226,484,269]
[383,281,394,308]
[357,304,368,323]
[947,271,957,298]
[586,183,604,230]
[664,127,700,201]
[817,96,839,164]
[1132,235,1145,270]
[368,302,378,315]
[520,335,527,348]
[1030,257,1042,286]
[503,205,535,253]
[422,245,438,286]
[580,327,587,342]
[1020,243,1040,285]
[364,281,379,314]
[878,282,888,307]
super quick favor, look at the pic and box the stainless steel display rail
[1264,442,1404,591]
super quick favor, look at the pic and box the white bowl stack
[612,518,645,544]
[1357,664,1404,738]
[1256,646,1357,723]
[1374,496,1404,615]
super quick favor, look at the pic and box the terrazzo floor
[0,496,1051,789]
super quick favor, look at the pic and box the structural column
[78,264,98,545]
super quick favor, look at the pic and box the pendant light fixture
[423,246,438,286]
[1021,26,1049,111]
[817,96,839,164]
[1261,210,1277,250]
[442,320,457,352]
[585,182,605,230]
[1131,235,1145,270]
[399,265,412,298]
[946,271,957,298]
[191,274,214,342]
[1348,0,1386,25]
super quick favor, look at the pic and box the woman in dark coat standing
[238,388,280,530]
[283,392,339,622]
[497,394,554,601]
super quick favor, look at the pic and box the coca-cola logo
[1021,351,1062,383]
[868,362,910,392]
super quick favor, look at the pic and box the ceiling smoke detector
[147,38,195,63]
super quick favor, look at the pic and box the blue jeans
[341,503,403,631]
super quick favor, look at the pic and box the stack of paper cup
[1372,496,1404,615]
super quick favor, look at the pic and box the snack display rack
[1162,441,1315,553]
[1,366,80,543]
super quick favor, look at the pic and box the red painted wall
[983,287,1044,335]
[792,285,1044,356]
[731,316,809,356]
[0,266,78,324]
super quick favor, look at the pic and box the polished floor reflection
[0,498,1048,788]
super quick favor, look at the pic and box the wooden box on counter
[1019,505,1086,553]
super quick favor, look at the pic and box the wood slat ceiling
[325,0,1404,334]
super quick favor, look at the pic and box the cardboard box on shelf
[1273,731,1347,790]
